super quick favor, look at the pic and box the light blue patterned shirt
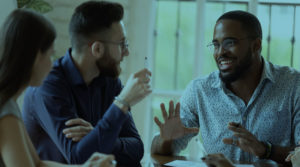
[173,58,300,162]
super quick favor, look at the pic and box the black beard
[96,51,121,78]
[219,49,252,84]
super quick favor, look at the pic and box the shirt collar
[260,57,275,84]
[61,48,86,86]
[211,56,275,89]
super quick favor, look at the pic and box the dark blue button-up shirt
[22,49,143,166]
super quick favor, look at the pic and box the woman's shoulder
[0,99,21,120]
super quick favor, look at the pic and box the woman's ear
[91,41,104,59]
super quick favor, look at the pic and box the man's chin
[219,72,239,84]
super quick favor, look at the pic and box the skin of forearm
[151,135,174,155]
[40,161,80,167]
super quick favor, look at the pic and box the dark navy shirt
[22,49,143,166]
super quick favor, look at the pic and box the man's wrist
[114,96,130,114]
[257,141,272,159]
[114,100,129,113]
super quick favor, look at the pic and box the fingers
[98,155,116,167]
[233,133,252,140]
[174,102,180,117]
[184,127,199,135]
[168,101,175,118]
[229,122,240,127]
[137,76,151,84]
[88,152,108,161]
[223,137,243,148]
[134,68,152,78]
[87,153,116,167]
[160,103,168,121]
[154,117,163,128]
[65,118,91,127]
[202,154,232,167]
[64,132,85,140]
[228,124,246,133]
[63,125,93,142]
[286,153,293,162]
[222,138,231,145]
[63,125,93,134]
[160,101,179,120]
[291,151,300,165]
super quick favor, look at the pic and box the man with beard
[151,10,300,165]
[22,1,151,167]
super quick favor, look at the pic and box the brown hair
[0,9,56,107]
[69,1,124,52]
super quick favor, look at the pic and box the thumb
[184,127,199,135]
[222,138,233,145]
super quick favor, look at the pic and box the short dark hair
[69,1,124,52]
[217,10,262,40]
[0,9,56,107]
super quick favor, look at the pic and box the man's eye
[213,43,220,48]
[224,41,234,46]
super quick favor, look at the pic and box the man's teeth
[220,60,232,65]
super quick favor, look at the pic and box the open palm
[154,101,199,141]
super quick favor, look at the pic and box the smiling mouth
[219,59,234,71]
[220,60,233,65]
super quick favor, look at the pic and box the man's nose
[123,47,129,57]
[214,46,227,59]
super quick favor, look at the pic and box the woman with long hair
[0,9,115,167]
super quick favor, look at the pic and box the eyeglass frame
[96,39,129,51]
[207,37,255,53]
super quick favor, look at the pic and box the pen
[144,56,148,69]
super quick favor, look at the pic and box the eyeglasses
[98,39,129,51]
[207,37,251,53]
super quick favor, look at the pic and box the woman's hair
[0,9,56,107]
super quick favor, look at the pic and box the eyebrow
[212,37,238,43]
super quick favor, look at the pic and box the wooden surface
[139,154,281,167]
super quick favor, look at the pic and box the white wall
[125,0,156,155]
[0,0,17,26]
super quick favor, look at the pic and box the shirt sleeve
[172,80,199,154]
[26,81,132,164]
[111,80,144,166]
[292,75,300,144]
[112,112,144,166]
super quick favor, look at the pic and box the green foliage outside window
[17,0,53,13]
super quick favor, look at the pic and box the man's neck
[226,58,263,105]
[71,50,100,85]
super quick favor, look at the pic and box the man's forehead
[110,21,126,40]
[213,19,245,40]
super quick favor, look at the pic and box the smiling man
[151,10,300,165]
[22,1,151,167]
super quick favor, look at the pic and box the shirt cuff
[101,103,130,129]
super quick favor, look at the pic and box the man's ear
[91,41,104,59]
[252,38,262,54]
